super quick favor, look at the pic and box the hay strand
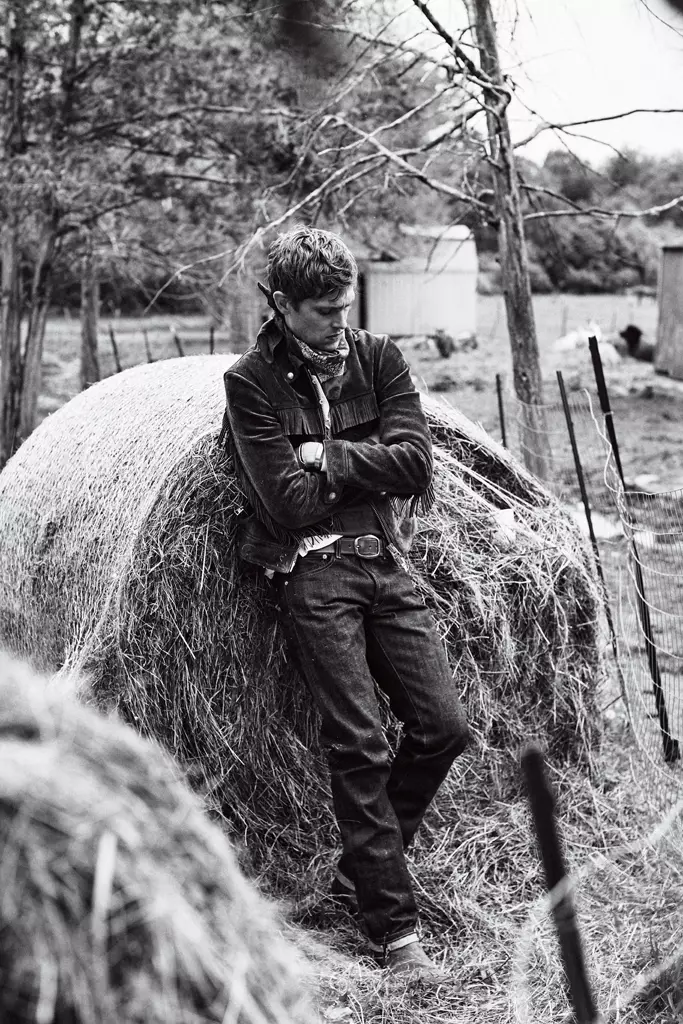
[0,652,314,1023]
[0,356,606,886]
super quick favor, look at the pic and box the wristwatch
[297,442,324,470]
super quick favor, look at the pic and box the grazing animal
[617,324,655,362]
[619,324,643,357]
[553,321,603,352]
[553,322,621,364]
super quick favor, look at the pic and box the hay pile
[0,652,314,1024]
[0,355,605,885]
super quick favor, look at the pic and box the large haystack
[0,355,605,881]
[0,652,313,1024]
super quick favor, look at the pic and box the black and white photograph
[1,2,683,1021]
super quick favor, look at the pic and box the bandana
[258,280,350,381]
[291,333,349,382]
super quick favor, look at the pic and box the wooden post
[522,746,602,1024]
[143,329,154,363]
[108,325,122,373]
[171,326,185,357]
[80,231,100,389]
[471,0,549,479]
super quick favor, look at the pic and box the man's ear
[272,290,293,317]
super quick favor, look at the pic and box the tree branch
[515,108,683,149]
[327,115,489,208]
[410,0,509,100]
[74,104,300,142]
[523,193,683,221]
[317,84,455,158]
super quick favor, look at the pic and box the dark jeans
[274,551,470,946]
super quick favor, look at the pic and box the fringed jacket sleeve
[225,372,342,532]
[323,337,433,500]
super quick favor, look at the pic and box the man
[223,226,470,975]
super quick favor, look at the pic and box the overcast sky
[405,0,683,167]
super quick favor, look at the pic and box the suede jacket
[222,317,435,573]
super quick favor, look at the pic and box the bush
[562,266,607,294]
[528,260,554,294]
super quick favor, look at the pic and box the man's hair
[266,226,358,306]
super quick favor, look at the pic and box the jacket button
[329,491,336,499]
[287,371,294,380]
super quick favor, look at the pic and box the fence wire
[496,373,683,1021]
[498,377,683,808]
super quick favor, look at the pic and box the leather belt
[309,534,386,559]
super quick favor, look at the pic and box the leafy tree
[543,150,596,206]
[0,1,364,465]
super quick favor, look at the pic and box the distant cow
[618,324,655,362]
[553,322,621,365]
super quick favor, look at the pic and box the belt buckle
[354,534,381,559]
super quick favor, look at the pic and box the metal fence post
[522,745,602,1024]
[495,372,507,448]
[588,336,679,763]
[557,370,625,692]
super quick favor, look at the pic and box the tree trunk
[471,0,550,479]
[19,220,58,443]
[0,3,26,468]
[80,233,100,390]
[0,220,23,467]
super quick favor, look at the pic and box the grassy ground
[35,291,683,1022]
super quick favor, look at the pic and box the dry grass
[307,720,683,1024]
[4,347,682,1023]
[0,355,605,861]
[0,652,315,1024]
[0,352,621,1022]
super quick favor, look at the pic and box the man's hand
[297,442,325,471]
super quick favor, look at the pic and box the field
[32,292,683,1021]
[41,291,680,483]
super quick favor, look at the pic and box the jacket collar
[256,315,307,376]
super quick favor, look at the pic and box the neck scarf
[256,282,350,381]
[291,333,350,382]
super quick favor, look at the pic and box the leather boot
[383,940,451,981]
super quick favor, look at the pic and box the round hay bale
[0,356,605,881]
[0,652,314,1024]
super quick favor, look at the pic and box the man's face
[274,286,355,351]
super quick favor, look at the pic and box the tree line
[2,0,682,469]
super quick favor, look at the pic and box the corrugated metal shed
[351,225,477,338]
[655,245,683,379]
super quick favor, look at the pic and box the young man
[223,227,470,975]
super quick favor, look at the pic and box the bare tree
[469,0,548,476]
[79,229,99,390]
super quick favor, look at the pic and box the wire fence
[493,347,683,1022]
[494,344,683,811]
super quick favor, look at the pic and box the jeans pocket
[288,555,337,581]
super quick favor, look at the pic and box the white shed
[352,225,477,338]
[656,245,683,379]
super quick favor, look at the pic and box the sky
[401,0,683,167]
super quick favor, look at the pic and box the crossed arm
[225,339,433,531]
